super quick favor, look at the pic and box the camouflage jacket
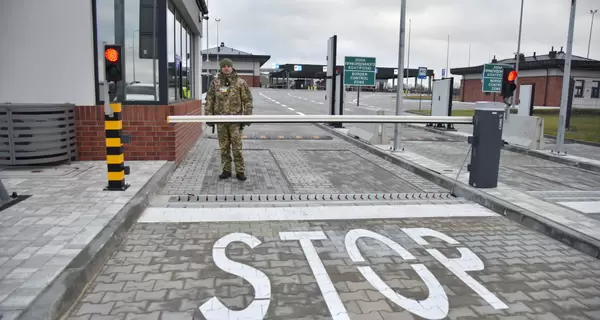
[205,70,253,116]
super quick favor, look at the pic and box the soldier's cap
[220,58,234,68]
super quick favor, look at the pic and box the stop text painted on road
[198,227,509,320]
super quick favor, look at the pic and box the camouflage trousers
[216,124,244,173]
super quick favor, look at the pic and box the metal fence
[0,104,77,165]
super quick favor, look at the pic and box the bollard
[467,102,504,188]
[104,102,130,191]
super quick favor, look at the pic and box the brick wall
[460,76,564,106]
[75,100,202,164]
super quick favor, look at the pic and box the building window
[592,81,600,99]
[574,80,584,98]
[94,0,161,103]
[166,0,194,101]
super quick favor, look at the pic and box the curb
[315,123,600,259]
[400,113,600,173]
[16,161,176,320]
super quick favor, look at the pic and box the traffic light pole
[103,44,130,191]
[554,0,577,155]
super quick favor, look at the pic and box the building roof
[201,43,271,66]
[451,48,600,75]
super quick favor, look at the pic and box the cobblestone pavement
[64,208,600,320]
[0,161,168,320]
[159,91,446,196]
[61,89,600,319]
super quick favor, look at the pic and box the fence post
[467,102,505,188]
[104,102,130,191]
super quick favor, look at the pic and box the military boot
[236,172,247,181]
[219,171,231,179]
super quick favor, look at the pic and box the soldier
[205,58,253,181]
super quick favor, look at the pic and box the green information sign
[482,63,512,92]
[344,56,376,86]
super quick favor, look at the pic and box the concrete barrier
[502,115,545,150]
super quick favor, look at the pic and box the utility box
[468,102,505,188]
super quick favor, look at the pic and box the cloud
[205,0,599,79]
[95,0,600,84]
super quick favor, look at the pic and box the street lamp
[511,0,525,110]
[215,18,221,65]
[588,9,598,58]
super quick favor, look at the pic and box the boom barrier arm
[167,115,474,124]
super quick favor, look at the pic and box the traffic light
[104,45,122,82]
[500,68,518,97]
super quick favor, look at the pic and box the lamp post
[392,0,406,152]
[406,18,411,93]
[215,18,221,65]
[588,9,598,58]
[554,0,577,155]
[511,0,525,110]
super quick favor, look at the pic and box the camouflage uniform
[205,60,253,179]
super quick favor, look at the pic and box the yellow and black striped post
[104,102,130,191]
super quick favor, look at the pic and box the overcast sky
[204,0,599,78]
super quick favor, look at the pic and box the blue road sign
[418,67,427,79]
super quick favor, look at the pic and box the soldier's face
[221,65,233,74]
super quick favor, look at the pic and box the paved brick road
[62,90,600,319]
[64,207,600,320]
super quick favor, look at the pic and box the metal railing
[0,103,77,165]
[167,114,474,124]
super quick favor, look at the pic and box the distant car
[125,82,159,101]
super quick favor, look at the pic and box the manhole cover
[206,135,333,140]
[0,165,91,177]
[169,192,455,203]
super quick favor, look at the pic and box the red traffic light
[105,48,119,63]
[507,70,518,82]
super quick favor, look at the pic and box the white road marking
[557,201,600,213]
[318,102,324,104]
[280,232,349,320]
[345,108,351,111]
[296,112,305,116]
[139,204,498,223]
[287,107,295,111]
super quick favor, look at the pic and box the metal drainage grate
[168,192,455,203]
[206,135,333,140]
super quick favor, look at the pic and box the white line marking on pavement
[280,231,350,320]
[557,201,600,213]
[296,112,305,115]
[287,107,295,111]
[310,100,316,103]
[345,108,351,111]
[318,102,324,104]
[139,204,498,223]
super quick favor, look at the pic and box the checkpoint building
[200,43,271,90]
[269,64,435,91]
[452,47,600,109]
[0,0,209,166]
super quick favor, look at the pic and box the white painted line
[281,104,287,107]
[310,100,316,103]
[287,107,295,111]
[139,204,498,223]
[296,112,305,116]
[558,201,600,214]
[345,108,351,111]
[318,102,324,105]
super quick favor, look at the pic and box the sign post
[344,56,376,86]
[418,67,427,110]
